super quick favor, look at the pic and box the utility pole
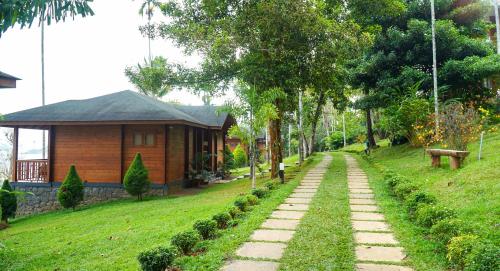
[41,18,46,159]
[494,0,500,54]
[431,0,440,133]
[288,122,292,157]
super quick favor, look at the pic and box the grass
[280,152,355,271]
[346,125,500,270]
[0,153,319,271]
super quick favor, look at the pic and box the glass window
[133,133,143,146]
[145,133,155,146]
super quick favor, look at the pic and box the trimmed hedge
[138,246,176,271]
[212,212,231,229]
[170,230,200,255]
[193,219,218,240]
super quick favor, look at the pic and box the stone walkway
[345,155,413,271]
[221,155,333,271]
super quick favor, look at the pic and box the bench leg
[450,156,461,170]
[431,155,441,167]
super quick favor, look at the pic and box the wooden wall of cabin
[53,125,122,183]
[166,125,185,182]
[123,125,166,185]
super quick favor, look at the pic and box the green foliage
[212,212,231,229]
[464,242,500,271]
[251,188,268,199]
[265,181,278,190]
[123,153,151,201]
[447,234,480,270]
[222,146,235,170]
[125,56,173,99]
[193,219,217,240]
[233,196,249,212]
[393,182,419,200]
[232,144,247,168]
[227,219,239,228]
[0,0,94,36]
[386,174,409,188]
[228,206,243,219]
[404,191,437,215]
[245,194,259,206]
[429,218,471,246]
[57,165,84,210]
[0,180,16,223]
[137,246,176,271]
[415,204,456,228]
[170,230,200,255]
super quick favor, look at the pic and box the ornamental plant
[212,212,231,229]
[447,234,480,270]
[137,246,176,271]
[57,165,84,210]
[0,180,16,223]
[251,188,268,198]
[170,230,200,255]
[438,103,482,151]
[124,153,151,201]
[193,219,218,240]
[234,196,249,212]
[232,144,247,168]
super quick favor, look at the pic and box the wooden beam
[12,127,18,182]
[120,125,125,183]
[164,125,168,185]
[184,126,189,178]
[207,130,212,171]
[48,126,55,182]
[214,132,218,171]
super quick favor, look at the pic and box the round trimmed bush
[170,230,200,255]
[234,197,249,211]
[193,219,217,240]
[394,182,419,200]
[405,191,437,216]
[251,188,268,198]
[246,194,259,206]
[447,234,480,270]
[228,206,243,218]
[212,212,231,229]
[415,204,456,228]
[383,169,397,180]
[429,218,471,246]
[464,242,499,271]
[137,246,176,271]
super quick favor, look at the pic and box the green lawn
[230,155,299,177]
[0,154,318,271]
[348,126,500,270]
[280,152,355,271]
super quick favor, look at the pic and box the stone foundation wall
[12,182,168,216]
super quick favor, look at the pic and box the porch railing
[16,159,48,182]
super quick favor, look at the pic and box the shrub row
[137,180,280,271]
[383,170,498,271]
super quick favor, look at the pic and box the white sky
[0,0,234,158]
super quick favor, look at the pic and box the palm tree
[138,0,162,63]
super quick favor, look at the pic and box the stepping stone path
[344,155,413,271]
[222,156,332,271]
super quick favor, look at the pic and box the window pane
[145,133,155,146]
[134,133,143,146]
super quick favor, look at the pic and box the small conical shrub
[124,153,151,200]
[233,144,247,168]
[57,165,84,210]
[0,180,17,223]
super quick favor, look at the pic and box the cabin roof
[0,70,20,80]
[0,90,231,129]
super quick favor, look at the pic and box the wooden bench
[426,149,470,170]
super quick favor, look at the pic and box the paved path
[345,155,413,271]
[221,155,332,271]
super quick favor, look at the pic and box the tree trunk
[269,117,283,178]
[309,91,325,155]
[303,136,310,157]
[366,109,376,148]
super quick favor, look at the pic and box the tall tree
[157,0,365,177]
[0,0,94,36]
[138,0,162,63]
[125,56,173,99]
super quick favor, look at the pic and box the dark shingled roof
[1,90,230,128]
[0,71,20,80]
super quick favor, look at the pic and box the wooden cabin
[0,90,235,189]
[0,70,20,88]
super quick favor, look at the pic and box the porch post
[184,126,189,178]
[12,127,19,182]
[120,125,125,183]
[48,126,55,183]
